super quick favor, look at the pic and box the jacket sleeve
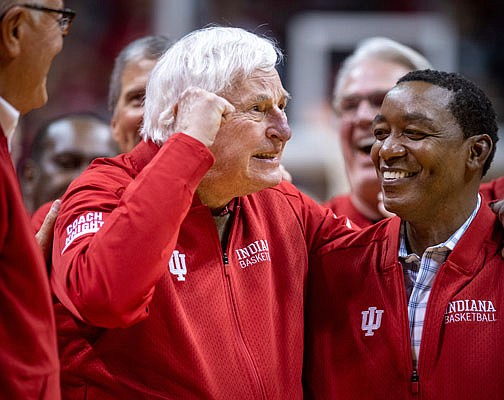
[51,134,214,328]
[278,182,357,255]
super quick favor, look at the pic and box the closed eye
[404,130,429,140]
[373,129,389,141]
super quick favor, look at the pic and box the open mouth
[382,171,415,180]
[253,153,278,160]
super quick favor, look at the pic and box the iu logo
[361,307,384,336]
[169,250,187,281]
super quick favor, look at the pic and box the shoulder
[63,153,137,202]
[323,193,352,209]
[250,180,325,214]
[480,176,504,202]
[317,216,398,257]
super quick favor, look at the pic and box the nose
[266,108,291,142]
[378,133,407,162]
[354,99,379,128]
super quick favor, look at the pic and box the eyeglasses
[19,3,76,36]
[335,91,387,119]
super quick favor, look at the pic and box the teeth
[383,171,413,179]
[255,153,275,159]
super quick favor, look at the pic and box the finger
[35,199,61,264]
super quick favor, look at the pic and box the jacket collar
[383,203,500,275]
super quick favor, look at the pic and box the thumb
[35,199,61,267]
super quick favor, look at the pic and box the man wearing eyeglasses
[0,1,75,399]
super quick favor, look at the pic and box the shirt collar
[399,193,482,257]
[0,96,20,152]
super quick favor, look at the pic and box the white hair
[0,0,20,16]
[0,1,43,21]
[141,26,283,144]
[333,37,432,108]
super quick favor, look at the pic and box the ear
[466,134,492,173]
[110,115,121,143]
[0,7,25,58]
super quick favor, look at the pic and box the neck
[196,185,233,212]
[351,193,383,222]
[404,194,478,255]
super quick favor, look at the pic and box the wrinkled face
[16,0,65,113]
[111,57,157,153]
[371,81,469,221]
[29,118,117,209]
[335,59,412,208]
[201,69,291,202]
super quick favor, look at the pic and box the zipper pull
[411,369,419,394]
[223,252,230,276]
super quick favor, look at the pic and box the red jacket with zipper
[0,133,60,400]
[51,133,353,399]
[304,202,504,400]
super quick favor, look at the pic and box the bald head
[22,113,118,212]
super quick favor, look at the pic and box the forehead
[341,58,412,96]
[226,69,288,102]
[381,81,454,119]
[121,58,157,86]
[44,119,111,151]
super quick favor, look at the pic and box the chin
[249,176,282,194]
[29,91,48,113]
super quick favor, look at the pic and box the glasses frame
[19,3,76,36]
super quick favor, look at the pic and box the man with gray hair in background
[324,37,432,226]
[108,35,172,153]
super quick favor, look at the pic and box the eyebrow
[372,112,435,125]
[252,90,291,102]
[373,114,386,125]
[402,112,435,123]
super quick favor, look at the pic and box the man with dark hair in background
[21,112,117,225]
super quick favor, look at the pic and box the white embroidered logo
[361,306,384,336]
[169,250,187,281]
[444,299,497,324]
[63,212,104,253]
[234,239,271,269]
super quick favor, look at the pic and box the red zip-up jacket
[51,133,353,399]
[304,203,504,399]
[0,134,60,399]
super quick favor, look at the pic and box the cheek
[338,122,355,158]
[121,109,144,131]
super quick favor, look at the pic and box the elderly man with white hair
[50,26,354,399]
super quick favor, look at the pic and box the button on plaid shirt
[399,195,481,369]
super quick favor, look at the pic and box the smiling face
[4,0,64,114]
[370,81,473,223]
[335,58,412,215]
[110,57,157,153]
[197,68,291,209]
[27,117,117,210]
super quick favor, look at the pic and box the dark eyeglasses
[19,3,76,36]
